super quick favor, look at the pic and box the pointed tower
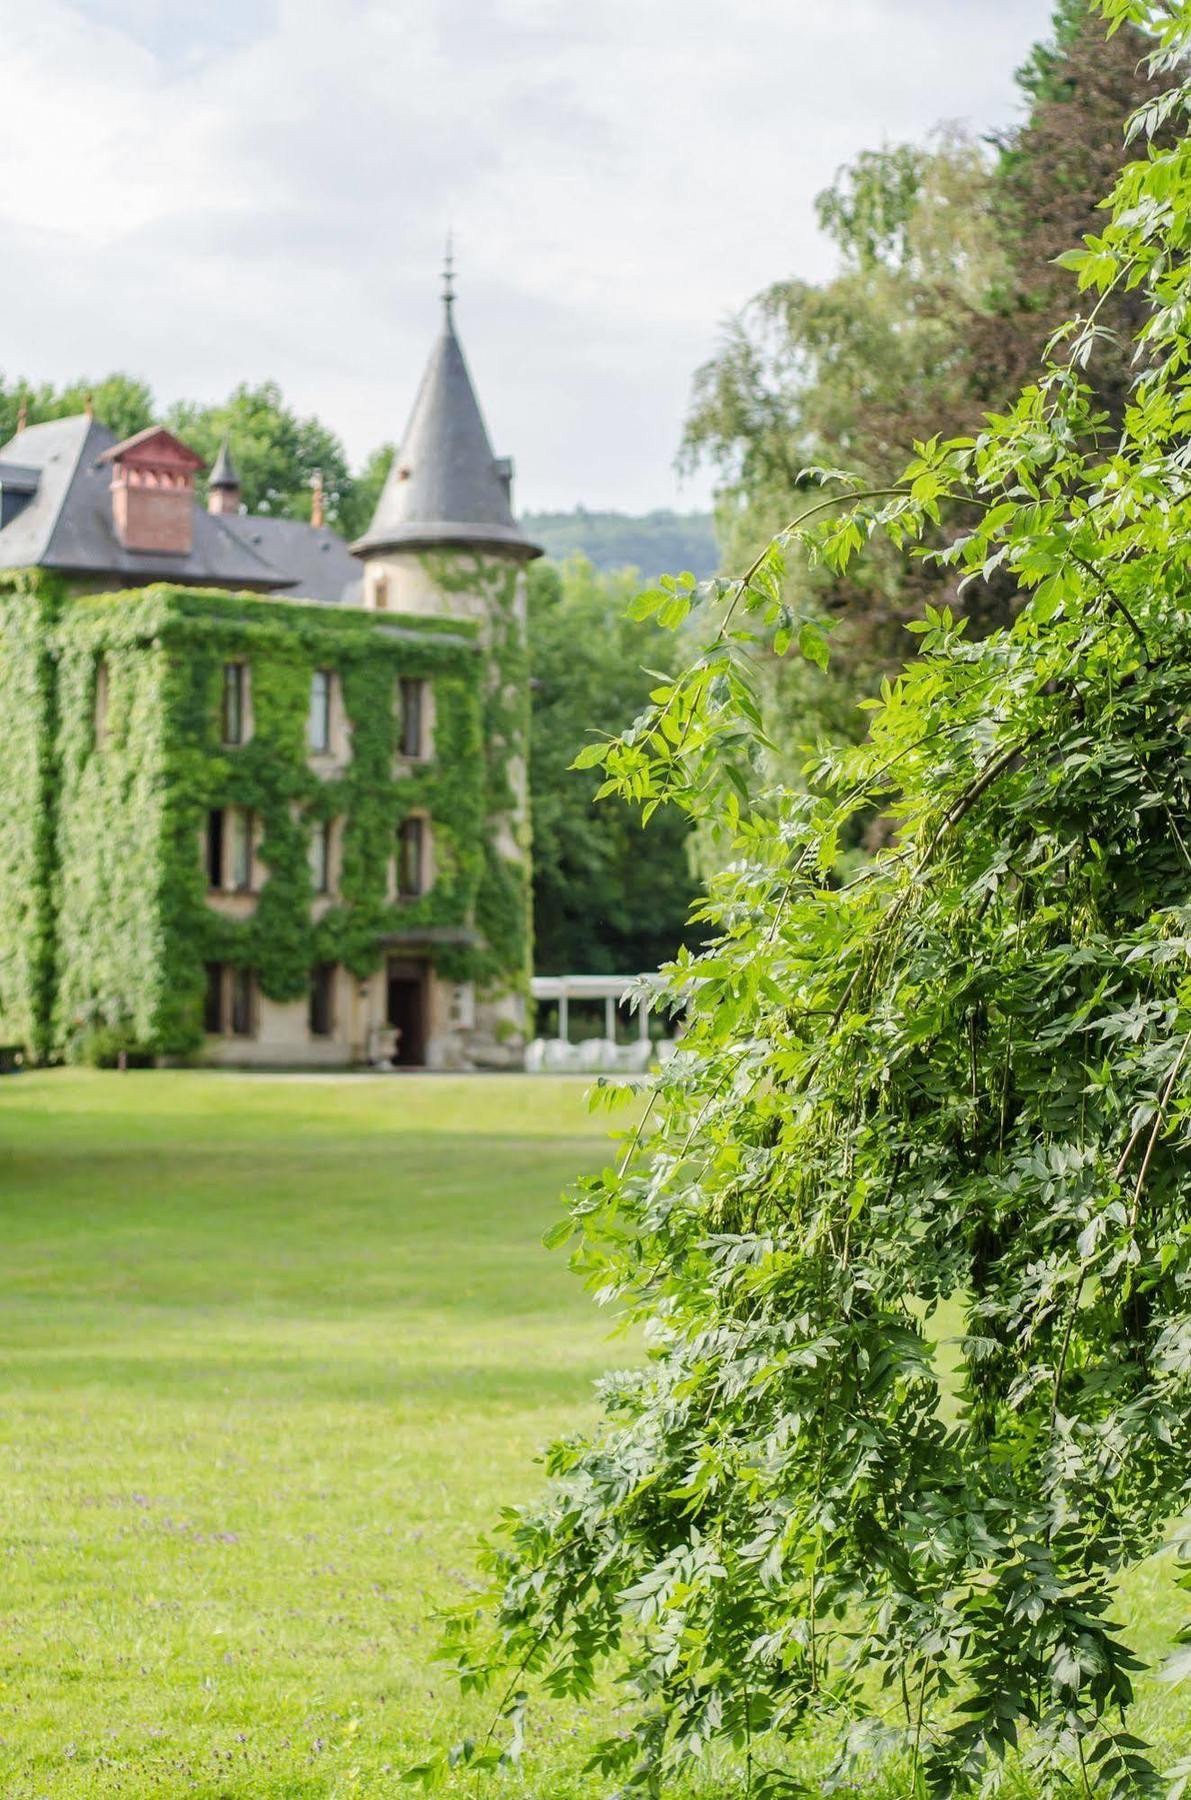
[207,435,241,516]
[354,260,540,1066]
[353,265,540,596]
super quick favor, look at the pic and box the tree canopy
[528,555,697,976]
[0,372,383,536]
[0,373,155,445]
[432,6,1191,1796]
[683,1,1164,673]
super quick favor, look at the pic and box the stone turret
[353,258,540,1066]
[353,259,540,613]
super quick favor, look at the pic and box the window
[230,808,253,891]
[397,816,426,899]
[94,659,110,748]
[309,964,335,1037]
[310,818,333,895]
[203,962,223,1034]
[206,810,225,889]
[207,807,253,892]
[308,669,332,753]
[222,663,247,746]
[373,575,389,611]
[229,967,255,1038]
[399,678,428,760]
[204,963,256,1037]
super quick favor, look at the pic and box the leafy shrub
[428,9,1191,1797]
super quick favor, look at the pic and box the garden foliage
[436,7,1191,1794]
[528,555,698,977]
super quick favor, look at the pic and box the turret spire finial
[442,232,456,318]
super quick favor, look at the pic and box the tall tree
[166,382,354,525]
[528,555,697,975]
[683,1,1165,655]
[969,3,1166,423]
[0,373,155,444]
[440,10,1191,1795]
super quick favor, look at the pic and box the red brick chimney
[99,427,205,557]
[310,468,325,529]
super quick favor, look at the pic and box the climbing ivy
[423,551,534,1011]
[0,569,65,1061]
[39,582,520,1058]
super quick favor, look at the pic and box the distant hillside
[520,508,720,580]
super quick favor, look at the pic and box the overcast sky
[1,0,1057,512]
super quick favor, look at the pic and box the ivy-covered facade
[0,289,538,1068]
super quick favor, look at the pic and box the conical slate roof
[354,298,540,560]
[209,433,239,489]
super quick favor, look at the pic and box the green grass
[0,1070,1186,1799]
[0,1069,659,1798]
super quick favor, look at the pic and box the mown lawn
[0,1069,664,1799]
[0,1070,1186,1799]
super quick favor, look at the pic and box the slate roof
[220,514,361,606]
[0,416,356,602]
[354,298,541,561]
[0,416,283,589]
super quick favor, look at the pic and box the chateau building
[0,286,540,1068]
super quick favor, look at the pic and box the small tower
[207,435,241,516]
[354,257,541,1066]
[352,253,540,604]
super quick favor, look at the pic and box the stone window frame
[307,669,350,765]
[205,805,259,895]
[203,962,258,1038]
[397,676,433,762]
[309,963,336,1038]
[221,661,252,748]
[309,815,337,897]
[393,812,431,901]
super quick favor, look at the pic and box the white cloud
[0,0,1056,509]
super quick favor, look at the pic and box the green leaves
[625,570,698,628]
[798,620,830,671]
[439,10,1191,1798]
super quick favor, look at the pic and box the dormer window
[0,461,38,530]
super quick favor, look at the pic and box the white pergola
[530,973,653,1044]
